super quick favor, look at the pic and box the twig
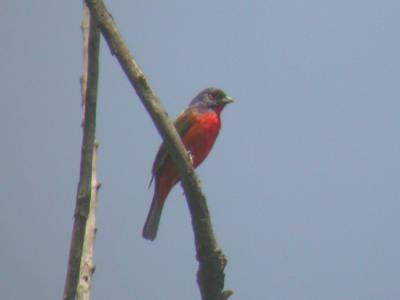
[62,3,100,300]
[84,1,231,299]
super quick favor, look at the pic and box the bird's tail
[142,192,164,241]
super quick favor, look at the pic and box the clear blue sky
[1,1,399,299]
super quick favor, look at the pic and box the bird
[142,87,234,240]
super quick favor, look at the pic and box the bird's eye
[208,92,216,101]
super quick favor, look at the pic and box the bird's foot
[187,151,194,166]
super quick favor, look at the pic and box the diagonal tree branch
[84,0,232,299]
[62,3,100,300]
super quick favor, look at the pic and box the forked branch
[84,0,232,298]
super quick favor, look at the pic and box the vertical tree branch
[78,10,99,300]
[63,3,100,300]
[77,142,99,300]
[84,1,232,299]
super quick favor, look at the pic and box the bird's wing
[148,108,196,187]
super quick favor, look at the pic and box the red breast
[181,111,221,168]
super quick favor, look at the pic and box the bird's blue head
[189,87,234,114]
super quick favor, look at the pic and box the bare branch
[62,3,100,300]
[84,1,231,299]
[77,140,99,300]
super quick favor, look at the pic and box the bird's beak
[221,96,234,105]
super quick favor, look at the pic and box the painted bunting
[142,87,234,240]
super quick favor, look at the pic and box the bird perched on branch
[142,87,234,240]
